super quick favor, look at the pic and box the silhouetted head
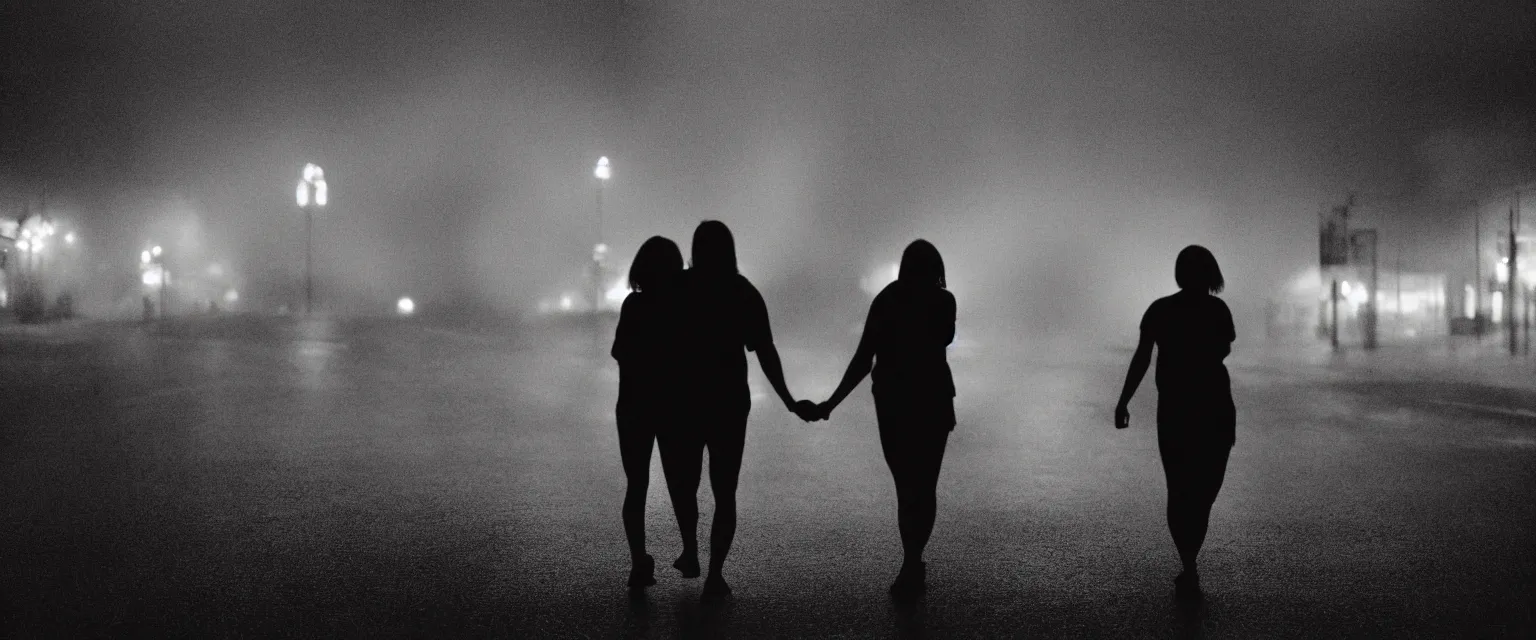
[898,239,946,289]
[629,236,684,293]
[690,220,738,275]
[1175,245,1224,294]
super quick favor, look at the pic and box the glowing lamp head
[16,240,30,252]
[151,245,163,257]
[296,182,309,207]
[303,163,323,182]
[64,232,76,245]
[396,297,415,315]
[314,180,327,206]
[141,250,152,264]
[594,156,612,181]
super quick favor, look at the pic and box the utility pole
[1330,279,1340,351]
[1510,194,1519,356]
[1474,206,1482,338]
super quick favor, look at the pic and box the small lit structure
[594,156,612,181]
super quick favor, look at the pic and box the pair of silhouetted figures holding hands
[614,221,1234,602]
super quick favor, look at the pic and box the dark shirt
[1140,290,1235,399]
[680,270,773,408]
[612,288,683,416]
[867,281,956,400]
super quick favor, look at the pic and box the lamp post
[296,163,327,315]
[592,156,611,312]
[141,245,167,318]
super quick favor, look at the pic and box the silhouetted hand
[1114,402,1130,429]
[816,401,835,421]
[792,399,825,422]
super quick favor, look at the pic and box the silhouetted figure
[1114,245,1236,600]
[659,220,819,599]
[816,239,956,599]
[611,236,686,589]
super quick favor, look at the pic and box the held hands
[1114,402,1130,429]
[791,399,830,422]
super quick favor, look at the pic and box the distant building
[1268,266,1448,345]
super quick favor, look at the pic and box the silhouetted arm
[1115,331,1153,428]
[822,310,877,416]
[754,344,800,411]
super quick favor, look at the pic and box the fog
[3,0,1533,342]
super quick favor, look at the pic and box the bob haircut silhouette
[629,235,684,293]
[1174,245,1224,294]
[690,220,738,275]
[898,239,946,289]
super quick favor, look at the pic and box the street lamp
[592,156,611,312]
[296,163,326,315]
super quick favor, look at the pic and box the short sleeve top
[1139,291,1234,397]
[681,271,773,400]
[868,281,956,400]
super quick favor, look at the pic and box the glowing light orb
[397,297,415,315]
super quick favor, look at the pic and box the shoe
[1174,570,1202,600]
[673,551,701,578]
[701,573,732,599]
[628,554,656,588]
[889,560,927,598]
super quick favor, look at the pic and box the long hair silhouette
[690,220,738,275]
[898,239,945,289]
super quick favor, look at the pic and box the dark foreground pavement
[1,315,1532,637]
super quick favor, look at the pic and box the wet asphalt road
[1,315,1532,638]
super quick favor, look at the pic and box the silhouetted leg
[1184,445,1232,570]
[704,420,747,587]
[658,431,703,575]
[616,418,655,561]
[904,431,948,563]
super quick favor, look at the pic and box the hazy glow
[141,250,152,264]
[1347,284,1369,307]
[1464,284,1476,318]
[860,262,901,295]
[314,181,327,206]
[296,182,309,206]
[208,263,224,277]
[224,289,239,303]
[303,163,323,182]
[396,296,415,315]
[142,269,162,286]
[151,245,163,257]
[559,294,574,311]
[64,232,76,245]
[1492,291,1504,319]
[594,156,611,181]
[604,279,629,306]
[16,240,30,252]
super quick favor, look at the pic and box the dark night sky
[2,0,1533,332]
